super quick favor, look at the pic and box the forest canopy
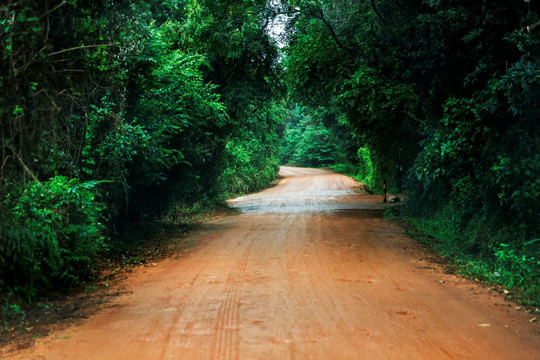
[1,0,539,304]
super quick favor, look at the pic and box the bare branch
[48,44,116,57]
[40,0,68,20]
[21,46,47,73]
[53,69,86,73]
[7,145,41,184]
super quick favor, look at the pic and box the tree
[281,105,354,167]
[181,0,285,195]
[0,0,286,299]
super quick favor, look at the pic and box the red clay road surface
[3,167,539,359]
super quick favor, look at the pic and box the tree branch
[315,8,357,53]
[48,44,116,57]
[7,145,41,183]
[40,0,68,20]
[21,46,47,73]
[370,0,386,24]
[524,20,540,33]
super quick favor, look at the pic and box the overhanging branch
[315,8,358,53]
[40,0,68,20]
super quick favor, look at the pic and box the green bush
[219,137,280,197]
[0,176,106,300]
[329,163,356,174]
[356,147,375,189]
[458,243,540,305]
[492,243,540,289]
[330,147,377,191]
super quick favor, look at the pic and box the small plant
[3,303,25,320]
[1,301,26,332]
[84,285,98,295]
[493,243,540,289]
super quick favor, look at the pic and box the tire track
[212,234,254,360]
[4,167,540,360]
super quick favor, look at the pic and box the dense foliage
[282,0,540,302]
[0,0,283,301]
[280,105,355,167]
[1,0,539,306]
[1,177,106,299]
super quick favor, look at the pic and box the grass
[385,205,540,307]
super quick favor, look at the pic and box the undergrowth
[1,193,237,344]
[387,205,540,306]
[330,147,396,194]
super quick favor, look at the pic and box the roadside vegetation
[1,0,539,328]
[0,0,284,314]
[282,0,539,305]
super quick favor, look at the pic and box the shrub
[0,176,106,300]
[492,243,540,289]
[356,147,375,189]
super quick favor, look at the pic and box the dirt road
[4,167,539,359]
